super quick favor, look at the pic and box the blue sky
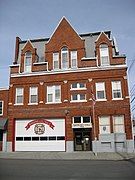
[0,0,135,113]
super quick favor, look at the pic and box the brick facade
[0,17,134,152]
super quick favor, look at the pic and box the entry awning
[0,119,7,130]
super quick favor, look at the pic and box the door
[74,128,92,151]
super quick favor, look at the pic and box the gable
[46,17,84,52]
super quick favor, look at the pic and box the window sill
[28,103,38,105]
[96,99,107,102]
[70,88,87,91]
[46,102,62,104]
[112,98,123,101]
[70,100,87,103]
[0,114,3,116]
[14,103,23,106]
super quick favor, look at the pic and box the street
[0,159,135,180]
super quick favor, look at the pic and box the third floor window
[24,51,32,73]
[100,44,110,66]
[53,52,59,70]
[61,47,69,69]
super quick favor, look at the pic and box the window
[0,101,3,115]
[99,116,110,134]
[73,116,90,123]
[29,87,38,104]
[47,85,61,103]
[100,44,109,66]
[15,88,24,104]
[24,51,32,73]
[113,115,124,133]
[61,47,69,69]
[71,82,85,89]
[71,51,77,68]
[53,53,59,70]
[71,94,86,102]
[96,82,106,100]
[112,81,122,99]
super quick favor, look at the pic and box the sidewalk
[0,151,135,160]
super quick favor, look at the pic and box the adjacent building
[0,17,134,152]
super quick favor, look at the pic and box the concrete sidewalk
[0,151,135,160]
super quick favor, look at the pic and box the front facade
[1,17,134,152]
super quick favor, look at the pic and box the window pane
[72,94,78,100]
[80,94,85,100]
[72,83,77,89]
[31,95,37,103]
[61,47,68,69]
[55,86,60,102]
[100,45,109,66]
[74,117,81,123]
[97,91,105,99]
[25,52,32,72]
[48,94,53,102]
[16,88,23,104]
[17,96,23,104]
[0,101,2,115]
[71,51,77,68]
[83,117,90,123]
[112,81,122,99]
[79,83,85,88]
[30,87,38,103]
[53,53,59,69]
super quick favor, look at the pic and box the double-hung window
[71,94,86,102]
[47,85,61,103]
[15,88,24,105]
[99,116,110,134]
[100,44,109,66]
[0,101,3,115]
[71,82,86,90]
[71,51,77,68]
[29,87,38,104]
[53,52,59,70]
[112,81,122,99]
[113,115,124,133]
[61,47,69,69]
[24,51,32,73]
[96,82,106,100]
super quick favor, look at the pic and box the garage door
[15,118,65,151]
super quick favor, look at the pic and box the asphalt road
[0,159,135,180]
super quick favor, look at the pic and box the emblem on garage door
[34,124,45,135]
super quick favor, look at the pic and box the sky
[0,0,135,114]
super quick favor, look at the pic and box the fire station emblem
[34,124,45,135]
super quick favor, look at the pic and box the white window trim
[29,87,38,105]
[15,88,24,105]
[46,85,61,104]
[70,94,87,102]
[53,52,59,70]
[96,82,106,101]
[0,101,3,116]
[111,81,122,100]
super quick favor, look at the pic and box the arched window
[61,47,69,69]
[99,44,110,66]
[24,51,32,72]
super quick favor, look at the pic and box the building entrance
[74,128,92,151]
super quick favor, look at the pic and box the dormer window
[24,51,32,73]
[100,44,109,66]
[61,47,69,69]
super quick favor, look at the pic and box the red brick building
[0,17,134,152]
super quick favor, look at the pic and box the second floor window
[24,51,32,73]
[96,82,106,100]
[61,47,69,69]
[0,101,3,115]
[53,52,59,70]
[100,44,109,66]
[15,88,24,104]
[71,51,77,68]
[71,94,86,102]
[47,85,61,103]
[112,81,122,99]
[29,87,38,104]
[71,82,86,90]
